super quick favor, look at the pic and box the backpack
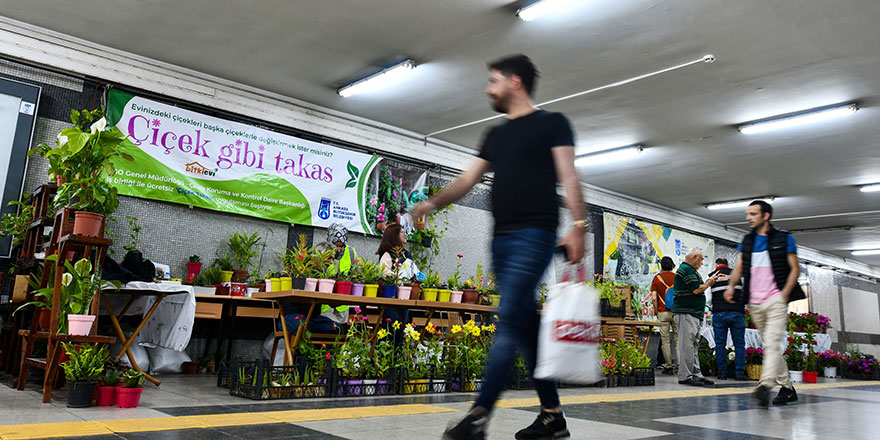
[656,275,674,310]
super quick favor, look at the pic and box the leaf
[346,161,359,180]
[67,133,92,155]
[345,178,357,189]
[70,109,80,125]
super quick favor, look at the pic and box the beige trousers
[657,311,679,368]
[749,294,792,388]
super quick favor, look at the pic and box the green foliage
[192,264,223,286]
[30,108,134,216]
[600,340,650,376]
[590,276,627,307]
[422,271,442,289]
[213,253,234,271]
[123,216,142,253]
[100,369,121,386]
[278,234,313,277]
[188,255,201,263]
[358,259,384,284]
[227,231,261,271]
[0,199,33,247]
[406,187,452,271]
[61,343,108,382]
[122,368,145,388]
[64,258,121,315]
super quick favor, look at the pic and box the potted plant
[348,260,366,296]
[818,350,841,378]
[96,369,120,406]
[461,265,482,304]
[396,323,430,393]
[215,253,234,284]
[360,260,383,297]
[785,331,804,383]
[0,199,34,248]
[186,255,202,284]
[30,108,134,237]
[227,231,261,282]
[380,274,399,298]
[422,271,441,301]
[117,368,146,408]
[745,347,764,380]
[278,233,313,289]
[316,260,338,293]
[447,254,464,303]
[60,342,109,408]
[65,258,121,335]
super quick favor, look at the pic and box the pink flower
[378,203,385,213]
[354,307,362,314]
[370,198,377,205]
[377,214,385,222]
[294,315,303,321]
[393,190,398,197]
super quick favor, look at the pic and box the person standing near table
[650,256,678,375]
[674,248,719,387]
[724,201,804,406]
[708,257,747,381]
[415,54,586,440]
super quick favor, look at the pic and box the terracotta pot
[38,307,52,330]
[68,314,95,336]
[376,221,387,232]
[232,269,249,283]
[461,289,479,304]
[415,220,426,230]
[72,211,104,237]
[407,283,421,300]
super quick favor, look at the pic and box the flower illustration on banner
[378,203,385,213]
[258,144,265,152]
[151,118,161,127]
[235,139,242,146]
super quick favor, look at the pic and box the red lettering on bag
[552,320,598,343]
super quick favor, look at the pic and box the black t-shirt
[477,110,574,235]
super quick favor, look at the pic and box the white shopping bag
[533,279,602,384]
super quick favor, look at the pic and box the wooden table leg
[281,301,316,367]
[42,339,62,404]
[102,293,165,386]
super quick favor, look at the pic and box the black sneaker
[716,373,727,380]
[661,368,674,375]
[772,386,798,405]
[678,378,704,386]
[514,411,570,439]
[443,409,489,440]
[698,377,715,385]
[753,385,771,407]
[735,374,750,381]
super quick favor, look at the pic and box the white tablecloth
[100,282,195,351]
[700,326,831,353]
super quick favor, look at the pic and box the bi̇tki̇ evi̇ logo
[185,161,218,177]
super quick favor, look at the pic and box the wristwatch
[573,220,588,230]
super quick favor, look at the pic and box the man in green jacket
[673,248,720,386]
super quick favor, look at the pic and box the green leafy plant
[591,276,627,307]
[359,259,384,284]
[277,233,313,278]
[306,248,336,279]
[422,271,442,289]
[227,231,261,271]
[122,368,145,388]
[214,253,234,271]
[123,215,142,253]
[188,255,201,263]
[60,342,108,382]
[0,199,33,247]
[64,258,121,315]
[192,265,223,286]
[30,108,134,216]
[100,369,121,386]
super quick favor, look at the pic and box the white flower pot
[789,370,804,383]
[823,366,837,378]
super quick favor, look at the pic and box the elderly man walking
[673,248,720,386]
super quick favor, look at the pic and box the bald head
[685,248,704,267]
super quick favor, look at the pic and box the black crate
[331,369,396,397]
[508,368,534,390]
[229,359,329,400]
[600,299,626,318]
[633,367,655,386]
[396,368,452,394]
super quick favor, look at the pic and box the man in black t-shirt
[415,54,586,440]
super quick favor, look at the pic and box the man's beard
[489,94,509,113]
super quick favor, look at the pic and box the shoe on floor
[661,368,674,375]
[716,373,727,380]
[678,378,704,386]
[514,411,570,439]
[443,408,488,440]
[772,386,798,405]
[699,377,715,385]
[753,385,771,407]
[735,374,750,381]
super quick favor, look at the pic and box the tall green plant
[227,231,261,271]
[0,200,33,247]
[60,342,108,382]
[64,258,121,315]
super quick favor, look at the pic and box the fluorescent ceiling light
[859,183,880,193]
[706,197,775,211]
[852,249,880,256]
[575,144,642,166]
[516,0,573,21]
[737,103,858,134]
[338,59,416,98]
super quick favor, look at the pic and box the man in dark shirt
[673,248,719,386]
[708,258,748,381]
[415,54,586,440]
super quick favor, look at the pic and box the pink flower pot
[304,278,318,291]
[117,386,143,408]
[317,279,336,293]
[68,315,96,336]
[397,286,412,299]
[450,290,463,303]
[95,385,117,406]
[335,281,353,295]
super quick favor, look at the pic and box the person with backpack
[724,201,804,406]
[650,256,678,375]
[708,258,748,381]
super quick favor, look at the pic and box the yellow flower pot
[280,277,293,291]
[438,289,451,302]
[422,288,439,301]
[364,284,379,297]
[490,294,501,307]
[220,271,233,283]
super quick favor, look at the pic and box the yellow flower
[464,320,476,330]
[392,321,401,330]
[426,322,436,334]
[377,328,389,339]
[471,327,481,337]
[451,325,462,334]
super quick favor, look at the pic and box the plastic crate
[331,369,396,397]
[229,359,329,400]
[396,368,452,394]
[633,367,655,386]
[600,299,626,318]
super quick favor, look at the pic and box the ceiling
[2,0,880,267]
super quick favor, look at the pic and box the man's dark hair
[660,256,675,271]
[749,200,773,219]
[488,54,540,96]
[715,258,729,266]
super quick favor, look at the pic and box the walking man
[414,54,586,440]
[724,201,804,406]
[673,248,719,386]
[651,256,678,375]
[708,258,747,381]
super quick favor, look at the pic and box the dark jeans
[474,228,560,411]
[280,303,343,334]
[713,311,746,376]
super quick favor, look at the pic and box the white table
[700,326,831,353]
[100,281,195,351]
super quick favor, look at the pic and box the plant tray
[599,298,626,318]
[396,369,452,394]
[633,367,655,386]
[330,370,396,397]
[508,369,534,390]
[229,359,329,400]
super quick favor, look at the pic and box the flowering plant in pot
[784,331,804,382]
[30,108,134,237]
[227,231,261,283]
[347,260,366,296]
[334,315,373,395]
[373,328,395,391]
[65,258,121,335]
[186,255,202,284]
[278,233,313,289]
[96,369,120,406]
[745,347,764,380]
[461,265,483,304]
[360,259,383,297]
[60,342,109,408]
[117,368,145,408]
[396,323,430,393]
[817,350,841,377]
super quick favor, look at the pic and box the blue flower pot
[381,285,397,298]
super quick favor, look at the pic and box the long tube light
[574,144,643,166]
[706,197,775,211]
[516,0,573,21]
[852,249,880,256]
[737,103,858,135]
[859,183,880,193]
[338,59,416,98]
